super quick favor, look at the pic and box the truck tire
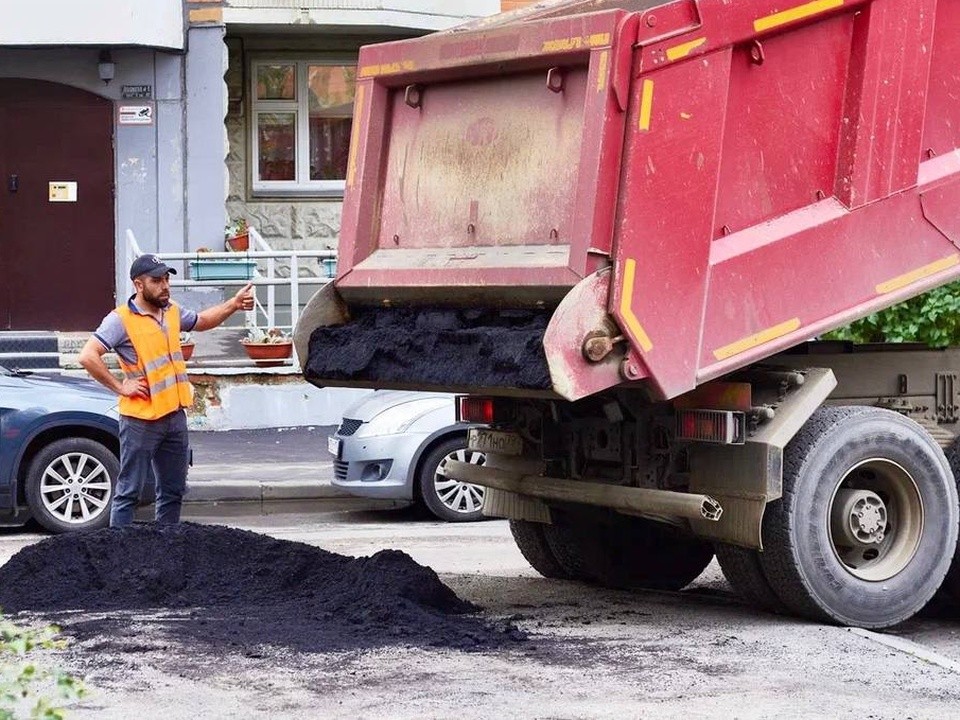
[509,520,571,579]
[758,406,958,628]
[25,438,117,533]
[541,521,596,582]
[715,544,787,614]
[938,437,960,602]
[544,513,714,591]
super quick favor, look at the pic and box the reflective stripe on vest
[116,303,194,420]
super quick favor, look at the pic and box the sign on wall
[48,181,78,202]
[117,102,155,126]
[122,85,153,99]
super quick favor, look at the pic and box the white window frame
[250,57,355,198]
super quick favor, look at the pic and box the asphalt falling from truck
[0,523,525,654]
[305,306,553,391]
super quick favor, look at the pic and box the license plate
[327,436,340,458]
[469,429,523,456]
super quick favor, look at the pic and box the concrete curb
[184,480,348,504]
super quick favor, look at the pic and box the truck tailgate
[336,8,633,304]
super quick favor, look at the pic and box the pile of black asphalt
[0,523,525,654]
[305,306,553,390]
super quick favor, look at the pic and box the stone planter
[240,340,292,367]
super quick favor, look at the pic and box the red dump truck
[294,0,960,629]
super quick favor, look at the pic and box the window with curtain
[251,60,357,196]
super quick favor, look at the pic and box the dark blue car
[0,365,119,532]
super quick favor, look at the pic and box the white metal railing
[124,227,335,334]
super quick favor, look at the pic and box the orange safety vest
[116,303,194,420]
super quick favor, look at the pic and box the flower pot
[226,232,250,252]
[241,340,292,367]
[180,342,195,362]
[189,259,257,280]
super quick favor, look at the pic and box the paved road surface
[1,505,958,719]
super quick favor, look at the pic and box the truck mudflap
[295,270,638,400]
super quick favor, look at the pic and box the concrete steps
[0,331,60,370]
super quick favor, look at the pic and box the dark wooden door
[0,80,115,330]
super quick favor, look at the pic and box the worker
[79,254,255,527]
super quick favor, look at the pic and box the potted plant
[225,218,250,252]
[189,244,257,280]
[179,332,195,362]
[240,327,292,366]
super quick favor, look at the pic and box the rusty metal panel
[922,1,960,159]
[714,15,853,235]
[834,0,939,207]
[376,69,587,251]
[337,8,631,301]
[614,0,960,400]
[609,46,730,399]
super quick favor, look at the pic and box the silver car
[328,391,487,522]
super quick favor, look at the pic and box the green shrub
[0,614,84,720]
[823,280,960,347]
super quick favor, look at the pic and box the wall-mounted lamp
[98,50,115,85]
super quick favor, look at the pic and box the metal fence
[124,227,335,334]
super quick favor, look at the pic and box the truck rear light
[459,396,495,424]
[677,410,746,445]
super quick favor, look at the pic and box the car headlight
[354,398,449,438]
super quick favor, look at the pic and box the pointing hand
[235,283,255,312]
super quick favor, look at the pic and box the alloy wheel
[39,451,112,525]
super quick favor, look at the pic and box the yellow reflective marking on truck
[875,254,960,295]
[754,0,844,32]
[666,37,707,61]
[358,60,416,78]
[713,318,802,361]
[542,33,611,53]
[620,259,654,352]
[638,80,654,131]
[346,84,365,188]
[596,50,609,92]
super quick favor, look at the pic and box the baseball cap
[130,254,177,280]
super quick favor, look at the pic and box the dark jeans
[112,409,189,527]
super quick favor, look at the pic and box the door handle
[7,175,18,193]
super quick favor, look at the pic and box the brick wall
[501,0,538,10]
[187,0,224,25]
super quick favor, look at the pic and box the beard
[142,287,170,310]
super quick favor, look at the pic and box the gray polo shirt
[93,296,198,366]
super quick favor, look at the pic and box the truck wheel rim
[827,458,923,582]
[434,449,486,515]
[40,452,112,525]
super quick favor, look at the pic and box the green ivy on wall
[824,280,960,347]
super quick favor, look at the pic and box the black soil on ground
[0,523,524,654]
[305,306,553,390]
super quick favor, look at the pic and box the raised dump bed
[298,0,960,402]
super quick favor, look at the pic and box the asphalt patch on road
[0,523,525,654]
[305,306,553,390]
